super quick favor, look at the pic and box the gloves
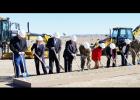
[72,53,76,58]
[51,47,55,50]
[81,55,86,59]
[19,52,25,55]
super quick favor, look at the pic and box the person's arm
[65,41,73,55]
[22,39,27,52]
[41,44,45,56]
[79,45,83,54]
[9,38,19,53]
[75,42,78,54]
[125,45,130,55]
[31,43,35,51]
[46,38,51,49]
[58,39,62,52]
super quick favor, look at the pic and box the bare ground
[0,35,140,87]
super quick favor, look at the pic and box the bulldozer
[0,17,51,59]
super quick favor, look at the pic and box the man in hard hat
[92,43,105,69]
[121,39,131,66]
[31,36,47,75]
[106,43,117,67]
[10,30,28,78]
[79,42,91,71]
[130,39,140,65]
[46,32,62,74]
[63,35,78,72]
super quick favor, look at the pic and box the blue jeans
[13,53,28,77]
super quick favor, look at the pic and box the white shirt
[122,46,126,53]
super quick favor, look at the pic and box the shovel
[121,52,132,66]
[34,53,50,70]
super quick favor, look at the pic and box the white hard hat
[125,39,131,44]
[36,36,43,41]
[54,32,60,38]
[18,30,26,38]
[110,43,116,49]
[99,43,105,49]
[83,42,90,49]
[71,35,77,42]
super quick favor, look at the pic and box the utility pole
[27,22,30,40]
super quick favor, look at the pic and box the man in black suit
[121,39,131,66]
[63,35,78,72]
[46,33,61,74]
[106,43,117,67]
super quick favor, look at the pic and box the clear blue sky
[0,13,140,36]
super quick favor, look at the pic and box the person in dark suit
[121,39,131,66]
[106,43,117,67]
[31,36,47,75]
[63,35,78,72]
[46,33,62,74]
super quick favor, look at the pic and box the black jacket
[63,40,77,58]
[46,37,61,53]
[31,43,45,57]
[10,36,27,54]
[106,46,117,58]
[122,44,130,55]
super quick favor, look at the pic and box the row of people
[9,30,132,78]
[79,39,132,70]
[9,31,78,77]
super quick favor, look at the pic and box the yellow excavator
[95,25,140,54]
[0,17,51,59]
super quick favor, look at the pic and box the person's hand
[72,53,76,58]
[32,51,35,55]
[107,55,110,59]
[19,52,22,55]
[21,52,25,55]
[51,47,55,50]
[19,52,25,55]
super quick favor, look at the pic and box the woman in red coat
[92,43,105,69]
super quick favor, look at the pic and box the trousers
[13,53,28,78]
[34,57,47,75]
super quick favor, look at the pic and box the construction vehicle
[97,25,140,54]
[0,17,20,59]
[0,17,51,59]
[133,25,140,39]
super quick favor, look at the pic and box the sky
[0,13,140,36]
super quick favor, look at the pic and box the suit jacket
[10,36,27,54]
[31,43,45,57]
[106,46,117,58]
[63,40,77,58]
[122,44,130,55]
[46,37,61,53]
